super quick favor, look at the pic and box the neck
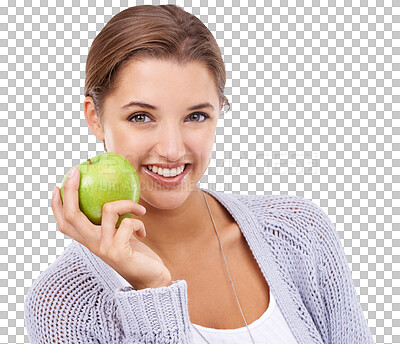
[136,187,214,262]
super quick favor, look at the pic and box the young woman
[24,4,374,344]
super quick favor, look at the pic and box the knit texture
[24,189,374,343]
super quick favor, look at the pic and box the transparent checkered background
[0,0,398,343]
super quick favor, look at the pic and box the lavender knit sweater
[24,188,374,343]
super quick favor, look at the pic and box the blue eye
[128,112,210,124]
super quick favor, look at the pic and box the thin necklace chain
[190,191,256,344]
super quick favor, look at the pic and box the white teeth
[147,164,186,177]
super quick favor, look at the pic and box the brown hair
[84,4,230,121]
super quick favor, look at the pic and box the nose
[155,123,186,162]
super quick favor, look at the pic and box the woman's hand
[51,167,172,290]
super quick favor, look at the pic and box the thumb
[60,167,80,202]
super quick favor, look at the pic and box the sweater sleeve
[307,200,375,344]
[24,247,193,343]
[113,281,193,343]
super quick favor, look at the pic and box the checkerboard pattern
[1,0,398,343]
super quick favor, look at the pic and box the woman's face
[85,59,222,210]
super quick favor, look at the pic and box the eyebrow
[121,101,215,111]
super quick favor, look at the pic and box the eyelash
[128,112,210,124]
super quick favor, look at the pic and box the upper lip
[144,163,189,169]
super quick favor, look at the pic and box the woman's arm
[24,253,193,343]
[309,201,375,344]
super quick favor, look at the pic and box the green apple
[60,152,140,227]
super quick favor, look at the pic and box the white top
[191,289,298,344]
[115,270,298,343]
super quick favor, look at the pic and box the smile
[142,164,192,187]
[146,164,187,177]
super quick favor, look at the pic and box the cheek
[187,133,215,165]
[124,139,151,166]
[104,125,148,164]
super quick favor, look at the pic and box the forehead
[111,59,219,105]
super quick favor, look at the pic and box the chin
[140,189,193,209]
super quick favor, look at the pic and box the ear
[217,102,223,118]
[83,96,105,141]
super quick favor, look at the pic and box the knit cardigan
[24,188,374,343]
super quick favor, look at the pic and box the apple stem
[87,159,92,165]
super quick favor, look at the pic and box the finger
[114,218,146,250]
[62,167,94,233]
[51,184,88,242]
[101,200,146,245]
[51,186,67,233]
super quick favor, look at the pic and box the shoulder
[25,242,96,306]
[229,192,341,260]
[25,241,110,305]
[24,241,110,341]
[232,192,332,231]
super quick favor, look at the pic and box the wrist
[131,279,172,290]
[154,278,172,288]
[129,273,172,290]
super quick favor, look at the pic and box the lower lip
[142,164,192,187]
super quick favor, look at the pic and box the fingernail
[69,167,76,179]
[139,205,146,213]
[52,186,56,196]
